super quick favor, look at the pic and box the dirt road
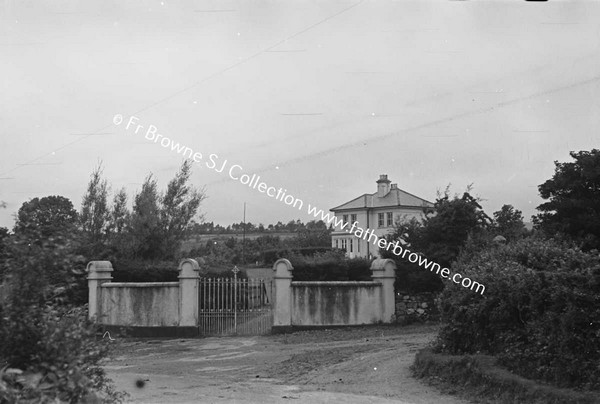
[105,324,467,404]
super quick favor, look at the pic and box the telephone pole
[242,202,246,266]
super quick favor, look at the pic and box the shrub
[436,238,600,390]
[0,234,125,403]
[111,259,179,282]
[288,251,371,281]
[261,247,332,266]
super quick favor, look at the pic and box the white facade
[330,175,434,259]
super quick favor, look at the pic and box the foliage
[261,246,333,266]
[75,161,206,262]
[80,163,110,256]
[159,160,206,258]
[435,237,600,390]
[0,234,124,403]
[13,196,78,242]
[289,250,371,281]
[534,149,600,251]
[380,188,491,293]
[189,219,332,235]
[128,174,162,260]
[412,349,599,404]
[385,189,492,271]
[111,259,180,282]
[492,204,526,241]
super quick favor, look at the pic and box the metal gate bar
[198,277,273,336]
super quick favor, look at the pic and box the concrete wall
[273,258,396,330]
[87,259,200,336]
[99,282,179,326]
[291,281,382,326]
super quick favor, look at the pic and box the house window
[387,212,393,227]
[378,213,384,227]
[343,214,348,226]
[357,239,360,253]
[335,239,339,249]
[351,214,357,224]
[341,239,347,251]
[349,239,353,253]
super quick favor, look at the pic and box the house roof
[330,188,434,212]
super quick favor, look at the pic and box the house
[330,174,434,258]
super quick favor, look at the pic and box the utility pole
[242,202,246,266]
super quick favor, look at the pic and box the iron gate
[198,277,273,336]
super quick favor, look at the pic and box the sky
[1,0,599,230]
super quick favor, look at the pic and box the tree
[159,160,206,258]
[105,187,131,258]
[493,204,525,241]
[9,197,85,300]
[0,227,10,280]
[397,188,492,268]
[382,188,492,292]
[13,196,78,241]
[129,174,161,259]
[109,187,130,235]
[534,149,600,250]
[80,164,110,254]
[296,220,331,247]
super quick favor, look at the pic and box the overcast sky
[1,0,599,230]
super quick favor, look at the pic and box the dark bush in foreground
[0,235,125,403]
[436,238,600,390]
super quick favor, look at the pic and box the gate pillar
[179,258,200,326]
[273,259,293,329]
[86,261,113,321]
[371,258,397,323]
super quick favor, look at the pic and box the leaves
[534,149,600,250]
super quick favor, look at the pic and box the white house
[330,174,434,259]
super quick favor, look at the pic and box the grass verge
[412,349,600,404]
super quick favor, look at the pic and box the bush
[262,247,332,266]
[288,251,371,281]
[111,259,179,282]
[0,234,125,403]
[436,238,600,390]
[0,306,126,403]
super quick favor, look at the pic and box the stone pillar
[86,261,113,321]
[273,258,293,328]
[371,258,397,323]
[178,258,200,326]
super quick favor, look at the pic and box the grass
[412,349,600,404]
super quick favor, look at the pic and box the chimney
[376,174,391,197]
[390,183,398,190]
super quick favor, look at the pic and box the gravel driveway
[105,324,468,404]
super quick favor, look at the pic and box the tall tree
[159,160,206,258]
[129,174,161,259]
[108,187,130,235]
[493,204,525,241]
[80,164,110,253]
[534,149,600,250]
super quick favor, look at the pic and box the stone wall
[394,292,440,323]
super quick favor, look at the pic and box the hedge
[436,238,600,391]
